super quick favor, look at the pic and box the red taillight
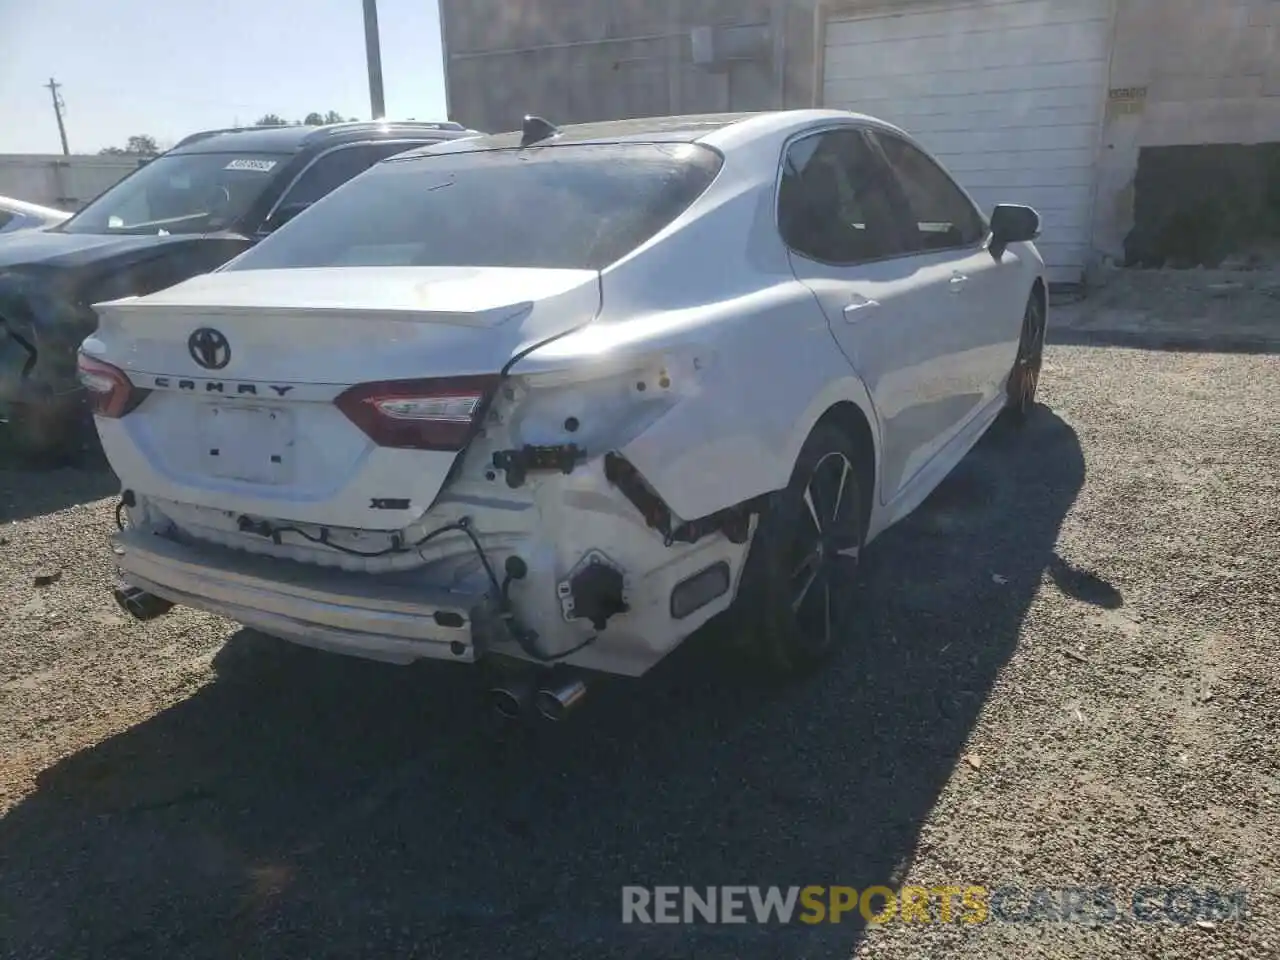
[334,375,501,451]
[76,353,148,419]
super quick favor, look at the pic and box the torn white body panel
[116,374,755,675]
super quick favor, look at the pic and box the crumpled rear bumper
[113,527,494,665]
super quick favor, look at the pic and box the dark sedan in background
[0,119,481,460]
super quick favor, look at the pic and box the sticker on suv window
[224,158,278,172]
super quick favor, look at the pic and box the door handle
[843,294,879,321]
[949,273,968,293]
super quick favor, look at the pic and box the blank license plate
[200,405,295,484]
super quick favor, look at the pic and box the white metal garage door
[823,0,1112,282]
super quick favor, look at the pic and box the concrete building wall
[440,0,818,134]
[0,155,138,211]
[441,0,1279,269]
[1094,0,1280,259]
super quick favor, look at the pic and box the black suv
[0,120,481,459]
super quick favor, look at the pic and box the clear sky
[0,0,448,154]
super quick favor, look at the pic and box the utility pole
[437,0,451,118]
[362,0,386,120]
[45,78,69,155]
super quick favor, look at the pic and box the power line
[45,77,69,155]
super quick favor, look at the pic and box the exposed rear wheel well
[814,402,876,530]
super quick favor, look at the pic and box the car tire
[732,423,866,675]
[1004,292,1046,423]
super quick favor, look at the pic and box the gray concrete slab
[1051,268,1280,352]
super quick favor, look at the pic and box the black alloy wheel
[735,424,866,673]
[1006,293,1046,420]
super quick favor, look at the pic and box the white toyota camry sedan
[80,110,1047,719]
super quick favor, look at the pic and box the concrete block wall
[0,155,138,211]
[439,0,1279,268]
[1094,0,1280,259]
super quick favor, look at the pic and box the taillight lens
[76,353,148,419]
[334,375,501,451]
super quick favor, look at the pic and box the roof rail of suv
[173,127,257,148]
[173,120,469,151]
[301,120,469,144]
[312,119,466,133]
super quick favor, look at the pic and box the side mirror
[989,203,1040,257]
[261,201,310,233]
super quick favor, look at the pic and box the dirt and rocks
[1,330,1278,957]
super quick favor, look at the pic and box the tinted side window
[0,211,14,231]
[778,130,904,265]
[279,142,425,209]
[872,133,985,252]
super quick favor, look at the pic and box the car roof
[393,110,905,162]
[169,121,480,156]
[454,113,761,150]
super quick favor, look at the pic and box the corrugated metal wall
[440,0,818,134]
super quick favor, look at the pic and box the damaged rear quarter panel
[513,285,879,525]
[617,300,879,522]
[509,148,884,525]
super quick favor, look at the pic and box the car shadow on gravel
[0,408,1085,960]
[0,454,116,524]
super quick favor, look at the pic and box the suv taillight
[76,353,148,419]
[334,375,501,451]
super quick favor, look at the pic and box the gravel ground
[1,343,1278,959]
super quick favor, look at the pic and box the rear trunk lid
[87,266,599,530]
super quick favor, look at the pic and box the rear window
[226,142,723,272]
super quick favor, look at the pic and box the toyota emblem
[188,327,231,370]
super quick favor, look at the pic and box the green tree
[254,114,289,126]
[302,110,357,126]
[98,134,160,156]
[126,134,159,155]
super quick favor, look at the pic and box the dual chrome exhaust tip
[488,675,588,722]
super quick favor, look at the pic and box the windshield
[61,152,289,236]
[227,142,723,272]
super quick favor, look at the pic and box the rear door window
[275,141,427,211]
[229,143,723,272]
[871,132,987,252]
[778,129,907,265]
